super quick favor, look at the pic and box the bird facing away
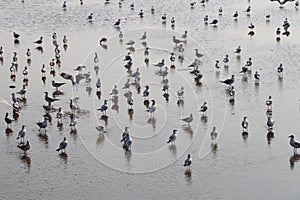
[181,114,193,126]
[167,129,178,145]
[289,135,300,154]
[183,154,192,170]
[56,137,68,153]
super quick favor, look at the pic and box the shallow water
[1,0,300,199]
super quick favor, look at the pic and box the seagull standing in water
[277,63,283,77]
[36,117,48,132]
[5,112,13,128]
[266,96,273,110]
[177,87,184,99]
[98,99,108,115]
[254,71,260,83]
[199,102,208,115]
[289,135,300,154]
[267,116,275,129]
[147,100,156,117]
[220,75,235,86]
[183,154,192,170]
[167,129,178,145]
[143,86,150,99]
[17,140,30,153]
[16,124,26,142]
[181,114,193,126]
[56,137,68,153]
[241,117,249,132]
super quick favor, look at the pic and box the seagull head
[289,135,294,138]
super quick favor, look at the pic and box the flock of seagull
[1,0,300,173]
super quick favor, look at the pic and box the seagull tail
[56,148,60,151]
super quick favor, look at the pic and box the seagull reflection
[211,143,218,155]
[183,126,193,139]
[289,154,300,170]
[38,133,49,147]
[124,150,132,163]
[242,131,248,141]
[58,152,68,164]
[184,170,192,186]
[147,117,156,129]
[168,144,177,157]
[5,128,13,136]
[96,133,105,145]
[19,154,31,173]
[267,131,274,145]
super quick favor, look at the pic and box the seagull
[190,2,196,8]
[267,116,275,128]
[183,154,192,170]
[234,46,242,54]
[245,5,251,15]
[51,80,66,91]
[162,82,169,94]
[60,72,75,85]
[121,127,130,143]
[209,19,218,26]
[248,23,255,29]
[229,85,235,99]
[266,96,272,110]
[17,140,30,153]
[99,37,107,45]
[44,92,59,104]
[113,19,121,27]
[143,86,150,99]
[110,85,118,96]
[195,49,204,58]
[223,54,229,66]
[289,135,300,154]
[34,36,43,45]
[233,11,239,18]
[126,91,134,109]
[154,59,165,69]
[96,78,101,91]
[98,100,108,115]
[219,7,223,15]
[270,0,295,6]
[122,79,130,90]
[151,6,155,14]
[17,85,27,98]
[126,40,135,46]
[181,31,188,39]
[254,71,260,82]
[56,107,63,124]
[13,32,20,40]
[220,75,235,86]
[172,36,185,46]
[5,112,13,128]
[16,124,26,142]
[241,117,249,132]
[36,117,48,132]
[96,125,106,133]
[56,137,68,153]
[215,60,220,69]
[211,126,218,142]
[161,67,168,79]
[123,136,132,151]
[69,99,78,113]
[147,100,156,117]
[277,63,283,75]
[167,129,178,145]
[199,102,208,115]
[87,13,93,21]
[74,65,86,73]
[181,114,193,126]
[140,31,147,40]
[177,87,184,99]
